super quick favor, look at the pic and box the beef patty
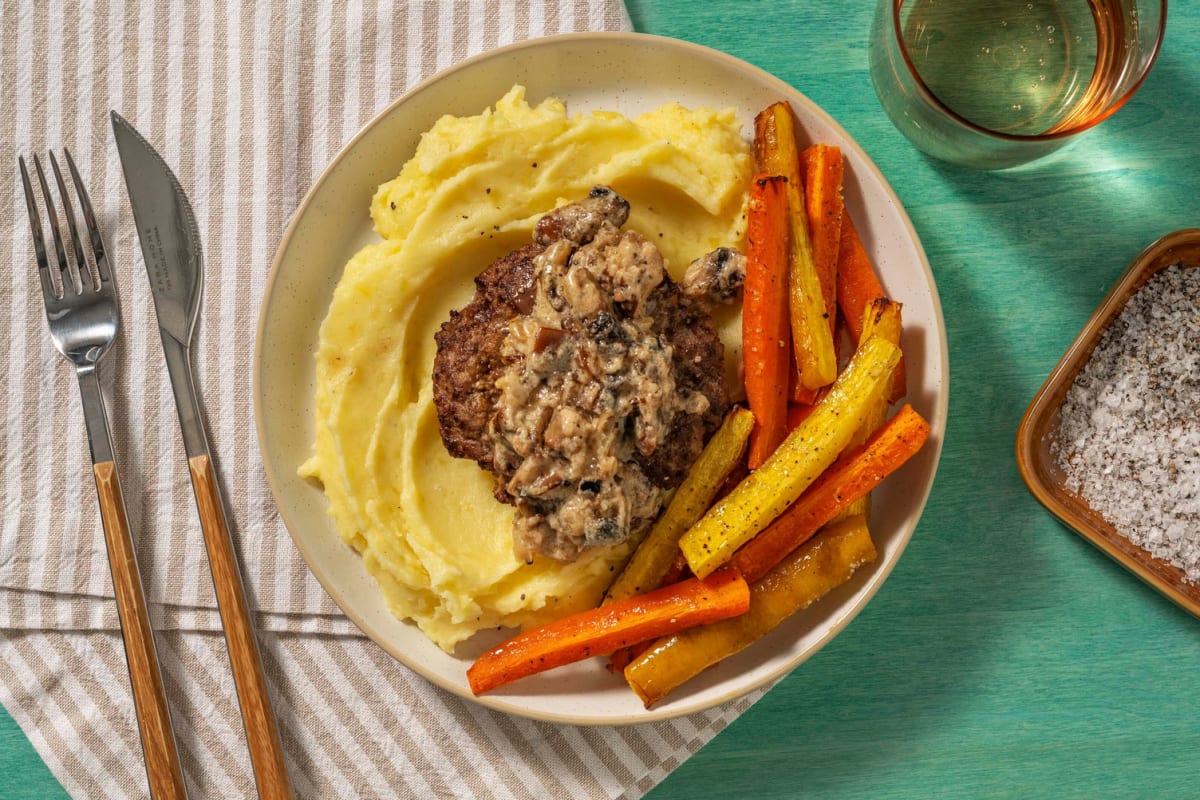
[432,188,736,561]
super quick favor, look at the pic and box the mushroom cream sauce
[301,87,751,652]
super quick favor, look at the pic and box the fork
[19,150,189,800]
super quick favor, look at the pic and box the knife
[111,112,295,800]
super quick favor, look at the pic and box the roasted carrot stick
[625,516,876,708]
[836,215,886,343]
[607,549,695,673]
[836,214,906,402]
[605,406,753,605]
[730,404,930,583]
[754,103,838,394]
[466,567,750,695]
[834,298,904,521]
[742,173,791,469]
[801,144,844,341]
[680,336,901,579]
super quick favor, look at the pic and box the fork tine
[31,154,79,296]
[49,151,96,293]
[18,155,59,302]
[64,148,111,287]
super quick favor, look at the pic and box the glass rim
[890,0,1168,143]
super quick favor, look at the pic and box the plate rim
[254,30,949,725]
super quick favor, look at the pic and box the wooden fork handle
[93,461,189,800]
[188,454,294,800]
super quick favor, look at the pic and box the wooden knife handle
[188,454,294,800]
[93,461,189,800]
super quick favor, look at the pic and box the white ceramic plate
[256,32,948,725]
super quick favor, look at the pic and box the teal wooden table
[633,2,1200,798]
[5,3,1199,798]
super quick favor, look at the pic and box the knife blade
[112,111,295,800]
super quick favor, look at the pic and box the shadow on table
[921,46,1200,287]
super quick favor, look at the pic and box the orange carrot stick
[754,103,838,394]
[836,215,907,402]
[730,404,930,583]
[801,144,844,341]
[743,174,792,468]
[836,214,886,343]
[625,516,876,708]
[607,551,695,673]
[467,568,750,695]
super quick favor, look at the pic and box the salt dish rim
[1016,228,1200,619]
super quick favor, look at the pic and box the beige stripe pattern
[0,0,653,630]
[0,631,768,798]
[1,0,648,620]
[0,1,777,797]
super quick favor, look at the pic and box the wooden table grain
[5,2,1200,798]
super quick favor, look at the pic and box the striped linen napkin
[0,1,769,797]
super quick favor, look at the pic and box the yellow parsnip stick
[679,336,899,578]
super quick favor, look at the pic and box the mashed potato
[302,86,751,652]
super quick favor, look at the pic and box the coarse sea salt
[1054,264,1200,582]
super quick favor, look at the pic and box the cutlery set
[19,118,293,799]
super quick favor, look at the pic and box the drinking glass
[869,0,1166,169]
